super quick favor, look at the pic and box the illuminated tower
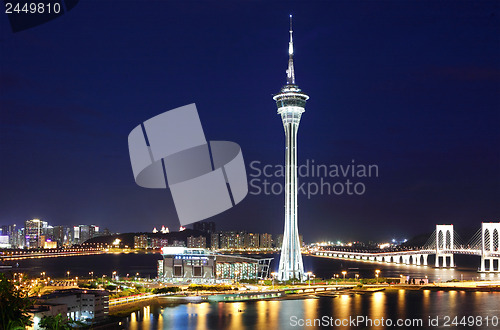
[273,15,309,281]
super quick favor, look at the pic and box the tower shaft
[278,112,304,280]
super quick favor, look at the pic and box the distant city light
[379,243,390,249]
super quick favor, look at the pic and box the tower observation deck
[273,15,309,281]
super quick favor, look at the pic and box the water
[1,252,163,279]
[3,253,499,329]
[124,291,500,329]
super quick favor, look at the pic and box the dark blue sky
[1,1,499,242]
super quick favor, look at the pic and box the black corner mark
[4,0,80,33]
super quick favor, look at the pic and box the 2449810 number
[442,315,499,327]
[5,2,61,14]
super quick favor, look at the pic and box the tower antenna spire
[286,14,295,84]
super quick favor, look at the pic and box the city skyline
[1,1,499,243]
[0,218,109,249]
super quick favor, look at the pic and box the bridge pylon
[480,222,500,272]
[435,224,455,268]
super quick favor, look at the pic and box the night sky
[1,1,499,243]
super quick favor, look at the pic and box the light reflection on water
[125,291,500,329]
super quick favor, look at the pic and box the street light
[111,272,117,294]
[342,271,347,283]
[375,269,380,283]
[307,271,313,286]
[66,271,70,279]
[89,271,94,282]
[355,274,359,282]
[234,271,240,284]
[271,272,277,290]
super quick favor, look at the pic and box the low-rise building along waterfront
[157,247,272,283]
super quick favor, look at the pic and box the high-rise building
[45,225,54,239]
[90,225,99,238]
[187,235,207,248]
[170,240,186,247]
[1,224,20,248]
[25,219,48,248]
[134,234,149,249]
[0,235,9,248]
[193,221,216,234]
[71,224,100,245]
[219,231,245,249]
[243,233,259,249]
[73,226,80,245]
[79,225,90,243]
[52,226,65,247]
[210,231,274,250]
[260,233,273,249]
[273,16,308,281]
[219,232,234,249]
[210,233,220,250]
[0,225,11,237]
[150,237,169,248]
[63,226,72,246]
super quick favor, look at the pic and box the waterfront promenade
[108,280,500,317]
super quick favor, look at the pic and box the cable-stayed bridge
[313,222,500,273]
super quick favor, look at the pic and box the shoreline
[108,283,500,317]
[109,297,163,317]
